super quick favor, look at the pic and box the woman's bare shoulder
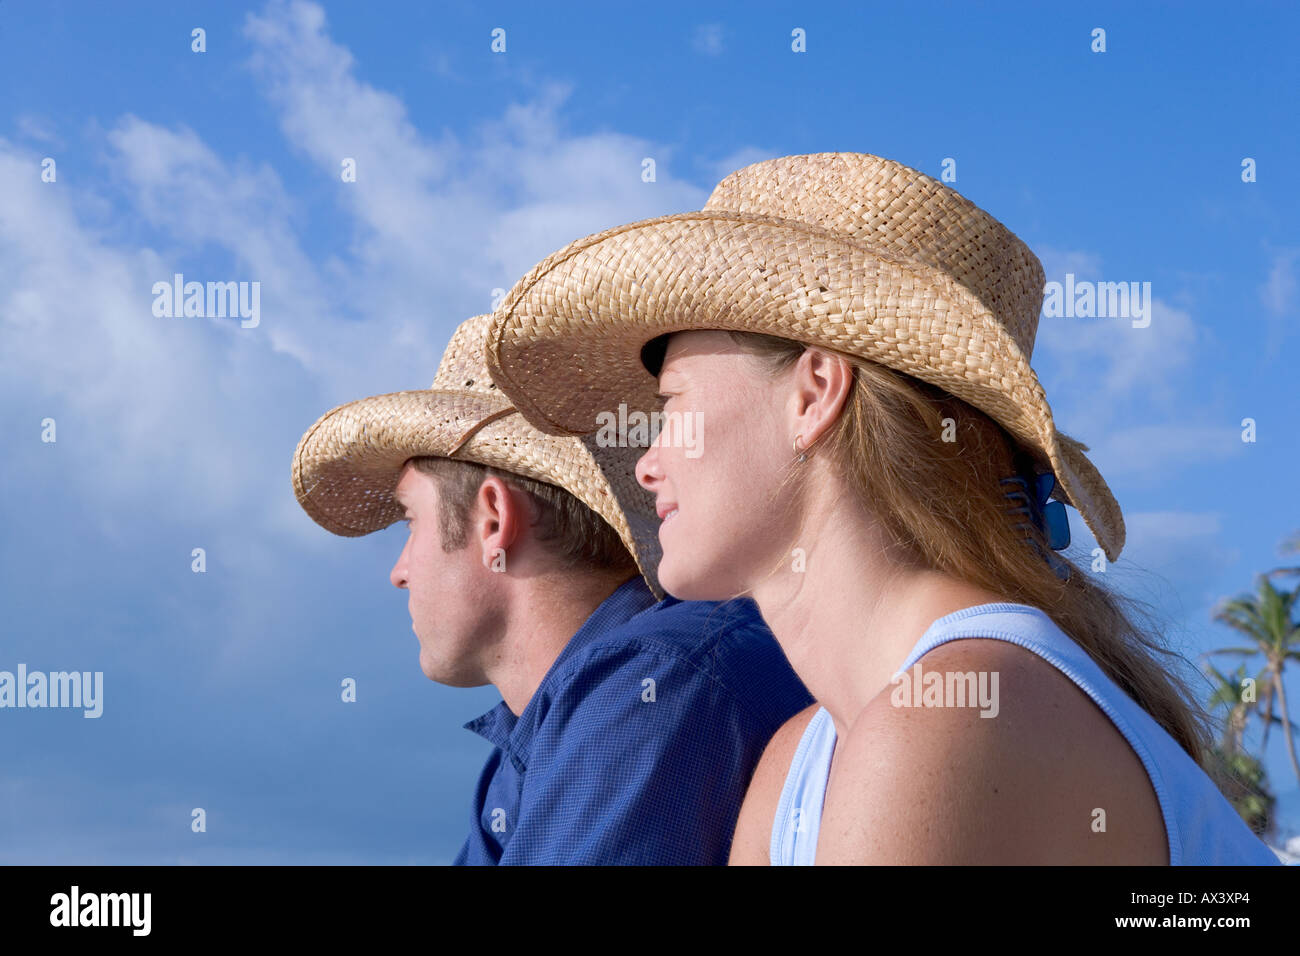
[815,639,1167,864]
[728,702,822,865]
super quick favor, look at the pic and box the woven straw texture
[486,152,1125,561]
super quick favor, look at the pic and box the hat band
[447,406,518,457]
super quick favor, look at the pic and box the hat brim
[291,388,664,594]
[486,210,1125,561]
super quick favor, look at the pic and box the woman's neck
[751,496,1009,735]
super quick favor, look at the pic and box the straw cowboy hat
[485,151,1125,562]
[291,312,664,595]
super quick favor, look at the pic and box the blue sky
[1,0,1297,863]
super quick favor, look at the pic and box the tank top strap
[769,706,837,865]
[898,602,1082,672]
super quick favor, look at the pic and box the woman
[484,152,1280,865]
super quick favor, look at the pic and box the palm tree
[1211,575,1300,784]
[1203,661,1263,756]
[1205,746,1275,837]
[1201,662,1283,835]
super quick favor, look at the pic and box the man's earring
[793,434,808,464]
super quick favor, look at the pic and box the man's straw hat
[485,152,1125,561]
[291,313,664,594]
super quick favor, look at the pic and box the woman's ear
[789,348,853,449]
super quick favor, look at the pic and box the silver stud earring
[793,434,807,463]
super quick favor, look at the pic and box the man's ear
[473,476,526,570]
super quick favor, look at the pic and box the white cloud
[0,138,267,516]
[1259,246,1299,354]
[1260,247,1298,316]
[1125,511,1230,566]
[1027,246,1237,491]
[102,115,346,378]
[241,0,708,307]
[15,114,59,145]
[0,0,739,663]
[1034,247,1202,411]
[692,24,725,56]
[1033,246,1103,283]
[1083,423,1243,482]
[1068,509,1238,634]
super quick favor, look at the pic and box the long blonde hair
[729,330,1216,769]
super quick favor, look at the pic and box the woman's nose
[635,441,662,493]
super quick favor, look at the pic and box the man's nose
[390,545,409,589]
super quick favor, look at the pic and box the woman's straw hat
[485,152,1125,561]
[291,313,664,594]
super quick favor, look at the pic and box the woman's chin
[657,557,733,602]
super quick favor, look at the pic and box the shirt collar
[462,575,659,764]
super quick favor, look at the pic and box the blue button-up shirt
[453,575,812,865]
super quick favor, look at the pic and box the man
[291,313,811,864]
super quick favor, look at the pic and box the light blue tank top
[770,602,1281,865]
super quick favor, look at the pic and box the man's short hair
[408,456,637,573]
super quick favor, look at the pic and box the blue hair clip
[1000,472,1072,581]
